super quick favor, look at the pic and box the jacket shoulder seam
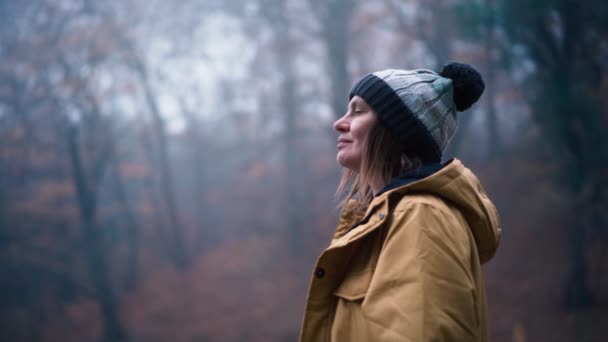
[393,194,453,216]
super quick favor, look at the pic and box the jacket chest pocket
[333,228,385,301]
[333,268,373,300]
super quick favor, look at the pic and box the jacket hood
[387,159,501,263]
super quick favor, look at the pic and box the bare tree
[106,136,141,290]
[65,122,128,342]
[131,55,189,268]
[255,0,307,253]
[310,0,360,120]
[19,3,132,339]
[487,0,608,308]
[178,96,212,254]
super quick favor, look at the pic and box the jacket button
[314,267,325,279]
[379,213,385,220]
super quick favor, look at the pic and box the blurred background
[0,0,607,341]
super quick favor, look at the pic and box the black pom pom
[439,62,485,111]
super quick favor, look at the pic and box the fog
[1,0,607,341]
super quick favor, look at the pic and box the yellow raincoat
[299,159,501,342]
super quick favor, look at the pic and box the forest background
[1,0,607,341]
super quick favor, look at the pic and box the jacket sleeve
[361,202,479,341]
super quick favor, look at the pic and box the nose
[333,113,349,133]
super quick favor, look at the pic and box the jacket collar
[333,160,451,242]
[333,159,501,264]
[360,160,448,225]
[376,161,446,196]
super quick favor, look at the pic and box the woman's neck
[370,178,387,196]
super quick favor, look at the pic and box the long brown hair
[336,122,420,215]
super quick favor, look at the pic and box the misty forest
[1,0,607,341]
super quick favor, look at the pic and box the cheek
[351,125,364,141]
[351,118,374,142]
[351,128,367,153]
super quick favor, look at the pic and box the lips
[337,138,352,149]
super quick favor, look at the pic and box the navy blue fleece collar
[376,161,447,196]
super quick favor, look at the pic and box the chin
[337,153,359,172]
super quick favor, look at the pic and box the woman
[299,62,501,342]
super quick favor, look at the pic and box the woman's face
[333,96,378,172]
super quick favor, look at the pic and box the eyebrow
[352,99,366,109]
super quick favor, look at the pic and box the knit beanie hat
[349,62,485,163]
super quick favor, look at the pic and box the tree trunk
[66,126,128,342]
[273,1,304,255]
[180,104,211,255]
[134,59,189,269]
[109,155,141,291]
[427,1,451,69]
[319,0,356,120]
[484,64,500,158]
[283,61,302,254]
[558,1,594,309]
[483,0,501,159]
[388,0,451,69]
[563,193,593,309]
